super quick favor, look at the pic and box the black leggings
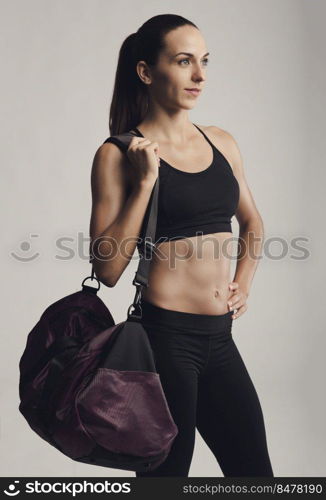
[135,299,274,477]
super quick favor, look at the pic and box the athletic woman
[90,14,274,477]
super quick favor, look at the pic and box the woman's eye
[178,58,209,66]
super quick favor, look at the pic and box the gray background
[1,0,325,476]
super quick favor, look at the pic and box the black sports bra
[103,123,240,244]
[132,123,240,242]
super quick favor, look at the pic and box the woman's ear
[136,60,152,85]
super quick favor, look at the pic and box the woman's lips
[185,89,201,97]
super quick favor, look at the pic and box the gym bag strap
[91,128,160,319]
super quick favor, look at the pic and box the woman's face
[139,25,209,111]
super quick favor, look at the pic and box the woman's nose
[192,64,206,82]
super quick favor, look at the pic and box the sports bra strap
[193,123,216,149]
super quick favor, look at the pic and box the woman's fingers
[232,303,248,320]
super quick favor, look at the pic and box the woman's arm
[89,142,156,287]
[217,127,264,298]
[209,126,264,318]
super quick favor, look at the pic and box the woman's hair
[109,14,198,135]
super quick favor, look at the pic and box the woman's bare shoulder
[197,124,240,174]
[198,124,232,140]
[91,140,131,196]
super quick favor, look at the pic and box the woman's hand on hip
[227,281,249,320]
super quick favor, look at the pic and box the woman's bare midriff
[141,232,235,315]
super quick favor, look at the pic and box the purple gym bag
[18,130,178,472]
